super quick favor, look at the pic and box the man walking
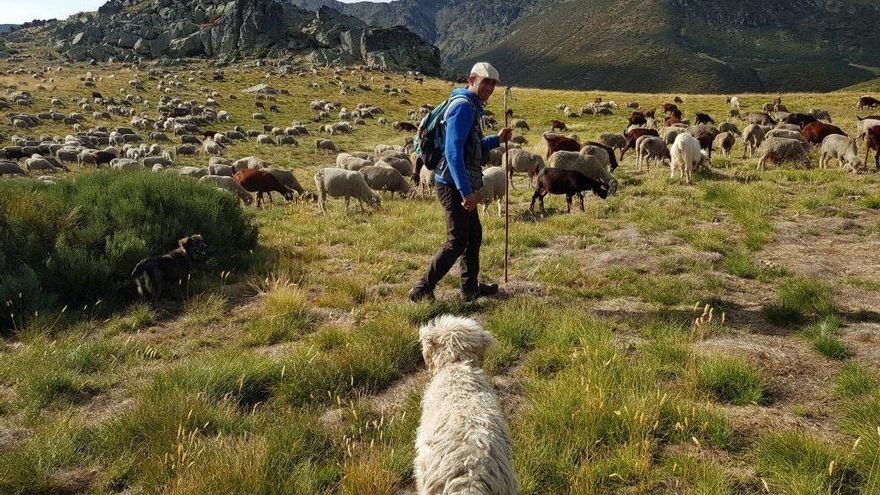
[409,62,512,302]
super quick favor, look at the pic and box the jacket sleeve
[443,101,475,196]
[481,135,500,154]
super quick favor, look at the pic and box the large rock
[361,26,443,75]
[49,0,444,75]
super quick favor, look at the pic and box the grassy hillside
[1,35,880,493]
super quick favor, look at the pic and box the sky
[0,0,390,25]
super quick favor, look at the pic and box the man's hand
[462,193,480,211]
[498,127,513,143]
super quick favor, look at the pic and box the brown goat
[858,96,880,110]
[801,122,846,146]
[530,168,609,213]
[865,126,880,170]
[233,169,295,208]
[550,119,567,132]
[543,133,581,159]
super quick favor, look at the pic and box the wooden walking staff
[502,86,511,283]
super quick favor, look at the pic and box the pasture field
[1,47,880,494]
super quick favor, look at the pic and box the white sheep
[819,135,863,172]
[110,158,143,171]
[549,151,617,194]
[376,157,413,178]
[359,165,412,197]
[501,148,544,187]
[178,166,209,178]
[233,156,266,171]
[256,134,276,146]
[203,138,225,156]
[25,154,57,172]
[314,167,381,213]
[208,163,235,176]
[670,133,705,184]
[757,137,811,171]
[199,175,254,205]
[476,166,506,217]
[580,145,613,171]
[336,153,373,171]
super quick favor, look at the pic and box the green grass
[756,430,858,494]
[763,277,838,326]
[1,55,879,495]
[694,356,767,406]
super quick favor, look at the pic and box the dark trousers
[417,183,482,293]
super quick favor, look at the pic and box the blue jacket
[434,88,500,197]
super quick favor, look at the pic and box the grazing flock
[1,63,879,217]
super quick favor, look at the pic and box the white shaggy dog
[415,315,519,495]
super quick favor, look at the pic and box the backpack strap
[441,94,477,124]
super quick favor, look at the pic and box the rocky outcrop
[48,0,443,75]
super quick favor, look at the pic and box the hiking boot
[462,283,499,302]
[408,285,435,303]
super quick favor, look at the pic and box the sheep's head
[419,315,495,372]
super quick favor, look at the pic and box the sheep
[314,167,381,213]
[501,148,545,187]
[178,166,209,178]
[598,133,626,154]
[0,160,27,176]
[208,163,235,176]
[415,315,519,495]
[548,151,617,194]
[143,156,174,168]
[858,96,880,110]
[25,154,57,172]
[359,165,411,198]
[713,132,736,158]
[264,168,307,197]
[856,117,880,138]
[200,175,254,205]
[550,119,567,131]
[376,158,413,178]
[110,158,143,171]
[819,135,863,172]
[418,164,436,196]
[472,166,507,217]
[510,118,530,131]
[669,133,705,184]
[718,122,741,136]
[234,168,295,208]
[203,138,225,156]
[620,128,660,159]
[757,137,812,171]
[809,108,832,122]
[580,142,618,171]
[336,152,374,171]
[256,134,276,146]
[233,156,267,171]
[765,129,806,142]
[661,126,687,146]
[175,145,199,156]
[635,136,670,171]
[530,168,609,213]
[747,112,775,126]
[742,124,769,158]
[726,96,741,110]
[782,113,818,128]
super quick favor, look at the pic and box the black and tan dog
[131,234,208,302]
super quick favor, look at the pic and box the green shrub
[0,172,258,330]
[835,363,878,398]
[756,430,858,494]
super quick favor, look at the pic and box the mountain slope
[291,0,880,93]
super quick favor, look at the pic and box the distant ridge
[289,0,880,93]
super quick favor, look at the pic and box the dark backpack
[413,95,473,171]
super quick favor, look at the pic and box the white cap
[470,62,500,83]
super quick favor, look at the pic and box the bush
[0,172,258,330]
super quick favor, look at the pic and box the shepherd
[408,62,512,302]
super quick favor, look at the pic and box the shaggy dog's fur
[415,315,519,495]
[131,234,208,302]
